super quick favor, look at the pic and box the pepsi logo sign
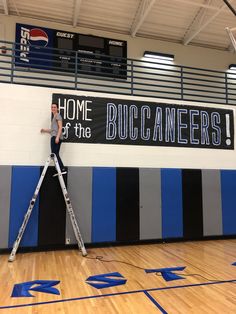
[28,28,49,47]
[19,27,49,62]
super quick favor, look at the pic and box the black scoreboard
[15,23,127,79]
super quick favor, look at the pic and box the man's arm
[55,120,62,144]
[40,128,51,134]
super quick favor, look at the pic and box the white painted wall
[0,14,236,71]
[0,21,5,39]
[0,82,235,169]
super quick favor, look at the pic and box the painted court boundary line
[144,291,168,313]
[0,279,235,310]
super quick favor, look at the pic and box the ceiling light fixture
[229,64,236,70]
[143,51,174,61]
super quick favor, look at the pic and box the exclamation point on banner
[225,114,231,146]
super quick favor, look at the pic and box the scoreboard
[15,23,127,79]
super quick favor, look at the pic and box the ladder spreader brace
[8,153,87,262]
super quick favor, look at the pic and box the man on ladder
[41,102,67,176]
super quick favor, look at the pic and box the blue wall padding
[221,170,236,235]
[8,166,40,247]
[92,168,116,242]
[161,169,183,238]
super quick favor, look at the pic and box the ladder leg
[52,154,87,256]
[8,155,51,262]
[65,197,87,256]
[8,196,36,262]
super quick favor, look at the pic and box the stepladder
[8,153,87,262]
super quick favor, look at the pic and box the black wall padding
[116,168,140,241]
[38,166,67,246]
[182,169,203,239]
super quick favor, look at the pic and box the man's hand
[41,128,51,134]
[55,137,59,144]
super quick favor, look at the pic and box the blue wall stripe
[161,169,183,238]
[221,170,236,235]
[8,166,40,247]
[92,168,116,242]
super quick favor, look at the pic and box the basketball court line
[0,279,235,310]
[144,291,168,313]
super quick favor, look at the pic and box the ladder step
[8,153,87,262]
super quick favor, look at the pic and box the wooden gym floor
[0,240,236,313]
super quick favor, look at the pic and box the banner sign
[52,94,234,150]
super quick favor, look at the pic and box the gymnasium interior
[1,0,236,313]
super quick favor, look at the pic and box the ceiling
[1,0,236,51]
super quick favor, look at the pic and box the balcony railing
[1,40,236,105]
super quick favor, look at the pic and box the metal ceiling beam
[226,27,236,51]
[183,0,212,45]
[224,0,236,51]
[223,0,236,16]
[171,0,233,13]
[130,0,156,37]
[72,0,82,27]
[2,0,9,15]
[183,1,229,45]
